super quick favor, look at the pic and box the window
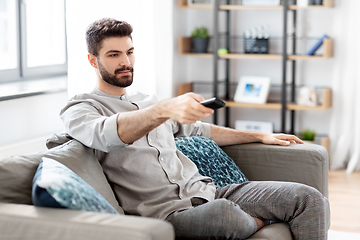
[0,0,67,83]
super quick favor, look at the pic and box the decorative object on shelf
[217,48,229,55]
[187,0,213,5]
[235,120,273,133]
[310,0,323,5]
[307,34,329,55]
[234,76,271,104]
[244,25,270,54]
[241,0,280,6]
[191,26,210,53]
[298,86,318,107]
[297,0,309,7]
[299,129,316,141]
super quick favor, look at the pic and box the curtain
[329,0,360,173]
[65,0,173,100]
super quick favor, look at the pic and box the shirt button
[160,158,164,161]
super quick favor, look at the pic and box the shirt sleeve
[172,120,211,139]
[60,100,126,152]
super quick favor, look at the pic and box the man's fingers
[274,138,290,146]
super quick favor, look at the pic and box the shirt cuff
[198,121,211,138]
[103,113,127,151]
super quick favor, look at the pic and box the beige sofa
[0,134,329,240]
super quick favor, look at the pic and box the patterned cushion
[32,157,118,214]
[175,136,248,187]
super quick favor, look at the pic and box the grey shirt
[60,88,216,219]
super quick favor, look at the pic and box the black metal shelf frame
[212,0,298,133]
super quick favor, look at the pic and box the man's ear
[88,54,98,69]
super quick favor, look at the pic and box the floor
[328,170,360,233]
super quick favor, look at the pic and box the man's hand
[261,133,304,146]
[158,93,214,124]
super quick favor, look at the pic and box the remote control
[200,97,226,109]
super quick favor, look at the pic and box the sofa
[0,133,329,240]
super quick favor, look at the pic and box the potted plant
[299,129,316,142]
[191,26,210,53]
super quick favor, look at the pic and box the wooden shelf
[227,88,331,110]
[289,0,334,9]
[179,37,212,57]
[178,83,332,111]
[180,37,333,60]
[288,38,334,60]
[219,5,283,10]
[226,101,282,109]
[179,0,334,10]
[219,54,282,60]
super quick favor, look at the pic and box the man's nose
[120,54,131,66]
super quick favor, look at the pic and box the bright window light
[25,0,66,68]
[0,0,18,70]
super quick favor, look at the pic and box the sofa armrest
[221,143,329,197]
[0,203,174,240]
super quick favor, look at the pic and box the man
[61,18,329,240]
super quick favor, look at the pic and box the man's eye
[127,51,134,55]
[109,54,118,57]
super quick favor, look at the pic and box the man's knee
[211,199,258,238]
[292,184,330,224]
[293,184,328,207]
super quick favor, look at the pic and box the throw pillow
[32,157,118,214]
[175,135,248,187]
[0,139,123,214]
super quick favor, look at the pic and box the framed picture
[234,76,271,104]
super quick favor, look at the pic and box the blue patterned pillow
[175,136,248,187]
[32,157,118,214]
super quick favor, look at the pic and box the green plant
[191,27,209,38]
[299,129,316,141]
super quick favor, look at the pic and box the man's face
[95,36,135,88]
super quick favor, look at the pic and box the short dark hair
[86,18,133,56]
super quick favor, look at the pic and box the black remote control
[200,97,226,109]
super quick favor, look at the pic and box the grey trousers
[166,181,330,240]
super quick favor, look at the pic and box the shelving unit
[178,0,333,136]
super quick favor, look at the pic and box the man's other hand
[261,133,304,146]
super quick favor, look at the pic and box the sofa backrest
[0,138,124,214]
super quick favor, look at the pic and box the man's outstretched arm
[210,124,304,147]
[117,93,214,144]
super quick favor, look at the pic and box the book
[307,34,328,56]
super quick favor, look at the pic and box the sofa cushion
[32,157,118,214]
[175,136,248,187]
[0,139,124,214]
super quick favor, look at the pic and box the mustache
[114,66,134,74]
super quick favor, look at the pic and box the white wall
[0,91,68,148]
[172,5,336,134]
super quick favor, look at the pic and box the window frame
[0,0,68,83]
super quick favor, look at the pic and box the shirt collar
[91,88,128,100]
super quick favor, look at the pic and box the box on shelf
[244,37,269,54]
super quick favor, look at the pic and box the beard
[97,60,134,88]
